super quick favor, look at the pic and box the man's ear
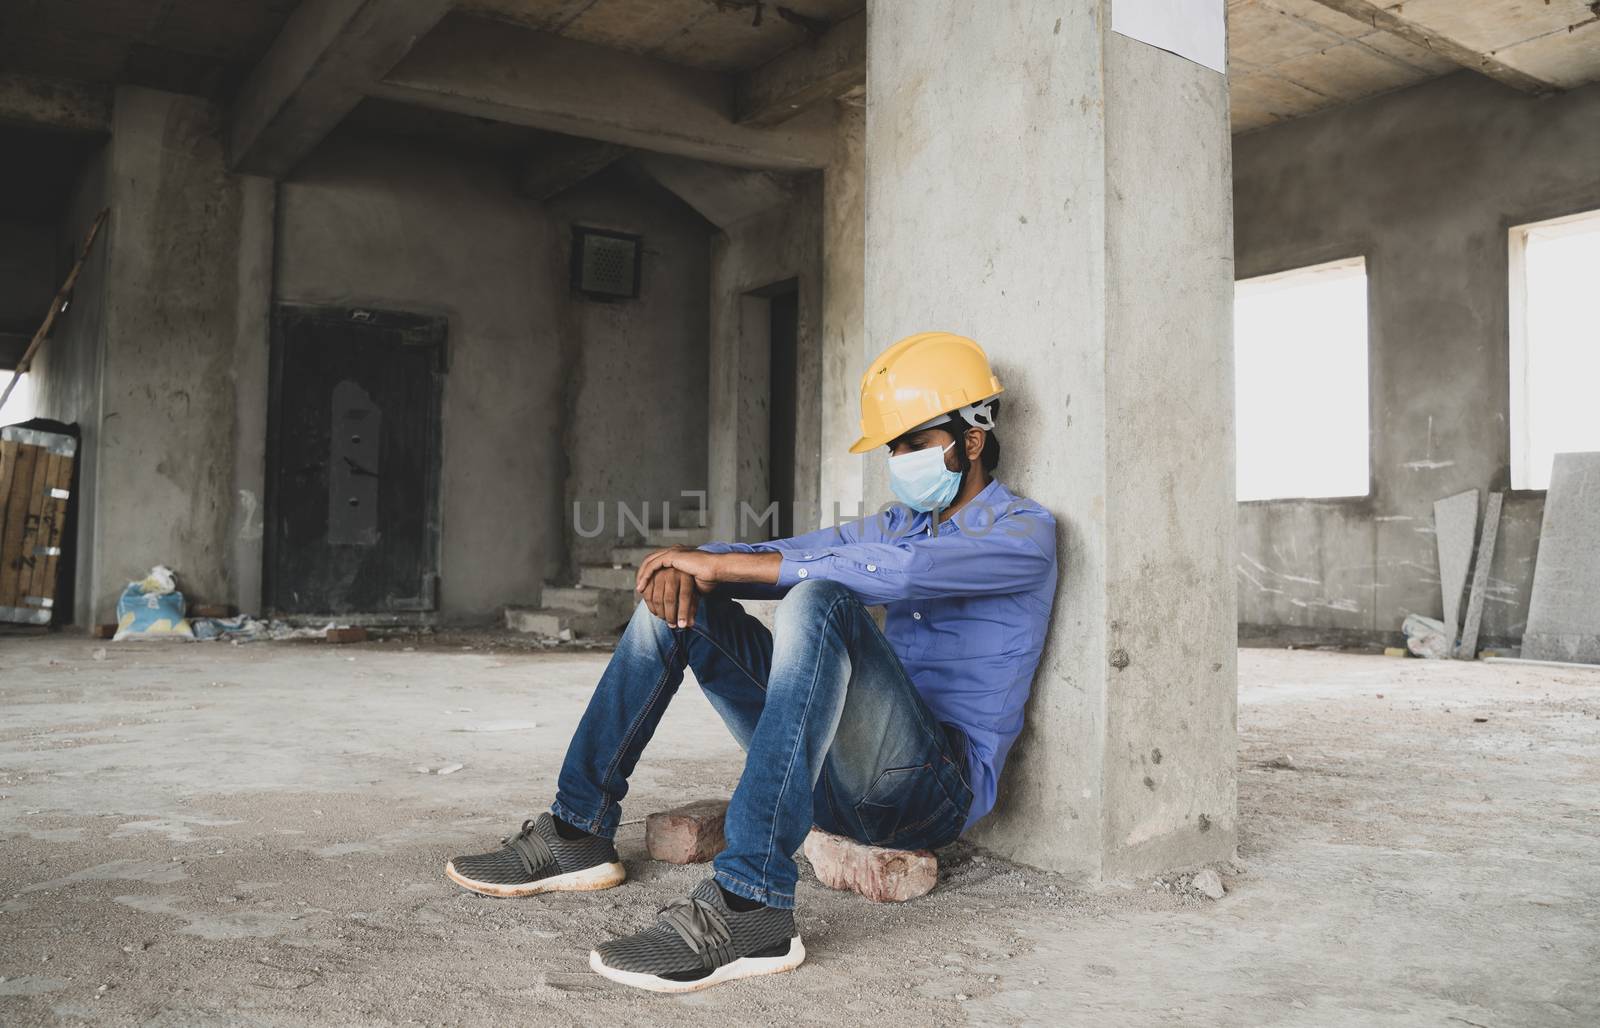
[965,427,986,464]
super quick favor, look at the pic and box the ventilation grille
[572,227,640,299]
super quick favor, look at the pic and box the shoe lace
[658,895,734,968]
[505,819,555,878]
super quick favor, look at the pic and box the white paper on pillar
[1111,0,1227,75]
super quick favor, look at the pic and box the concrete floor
[1,637,1597,1027]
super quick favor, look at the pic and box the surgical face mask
[889,441,962,513]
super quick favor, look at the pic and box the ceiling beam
[1304,0,1560,94]
[0,73,111,134]
[630,152,797,228]
[519,137,627,200]
[736,10,865,127]
[370,14,833,171]
[228,0,454,178]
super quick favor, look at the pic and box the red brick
[326,626,368,644]
[802,828,938,903]
[645,799,728,864]
[91,623,117,639]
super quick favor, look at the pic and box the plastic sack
[113,565,193,640]
[1402,613,1450,660]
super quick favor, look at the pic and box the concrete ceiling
[2,0,1595,149]
[461,0,864,72]
[0,0,299,97]
[1229,0,1600,132]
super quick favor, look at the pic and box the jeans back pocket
[853,762,961,848]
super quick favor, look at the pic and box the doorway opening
[264,304,445,615]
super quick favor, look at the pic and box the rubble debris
[1192,868,1226,900]
[645,799,728,864]
[802,828,938,903]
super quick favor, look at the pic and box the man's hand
[634,547,783,629]
[637,547,718,629]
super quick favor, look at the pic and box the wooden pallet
[0,425,76,624]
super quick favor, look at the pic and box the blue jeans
[551,578,973,909]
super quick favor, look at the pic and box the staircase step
[547,583,638,622]
[578,564,639,591]
[542,586,599,613]
[504,607,572,639]
[645,526,715,548]
[504,604,629,640]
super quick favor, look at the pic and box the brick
[645,799,728,864]
[91,623,117,639]
[802,828,938,903]
[326,626,368,644]
[189,603,236,618]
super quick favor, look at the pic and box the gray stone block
[1457,491,1503,660]
[1523,453,1600,664]
[1433,489,1479,645]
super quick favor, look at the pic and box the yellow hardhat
[849,332,1004,454]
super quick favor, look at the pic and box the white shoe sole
[588,936,806,994]
[445,859,626,898]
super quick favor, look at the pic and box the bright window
[1,372,36,425]
[1234,257,1370,501]
[1509,209,1600,490]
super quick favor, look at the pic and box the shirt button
[797,569,808,579]
[912,611,922,620]
[866,564,877,572]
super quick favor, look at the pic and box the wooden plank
[0,439,17,557]
[15,451,54,603]
[0,443,39,605]
[32,452,73,617]
[13,450,53,608]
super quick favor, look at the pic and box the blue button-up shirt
[701,479,1057,831]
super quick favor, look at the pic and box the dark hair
[950,399,1001,474]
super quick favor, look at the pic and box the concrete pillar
[818,102,865,525]
[864,2,1237,879]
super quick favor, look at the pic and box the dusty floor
[1,636,1597,1027]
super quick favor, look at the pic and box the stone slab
[1523,453,1600,664]
[1457,491,1503,659]
[1433,489,1479,645]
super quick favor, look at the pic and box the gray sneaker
[446,813,625,898]
[589,879,805,993]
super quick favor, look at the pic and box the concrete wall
[89,87,246,620]
[28,143,111,625]
[707,177,824,542]
[276,131,563,620]
[1233,73,1600,647]
[546,162,714,570]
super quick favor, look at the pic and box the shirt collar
[909,478,1012,536]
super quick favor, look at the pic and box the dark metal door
[265,304,444,615]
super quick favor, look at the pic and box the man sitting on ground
[446,332,1058,993]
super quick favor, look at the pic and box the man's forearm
[711,551,783,586]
